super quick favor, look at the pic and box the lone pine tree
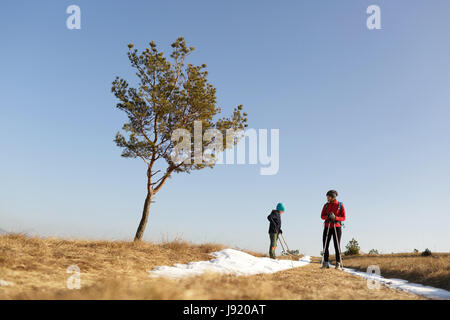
[112,37,247,241]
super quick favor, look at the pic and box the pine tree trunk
[134,166,170,241]
[134,191,152,241]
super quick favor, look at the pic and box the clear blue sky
[1,1,449,255]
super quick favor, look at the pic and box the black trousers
[322,225,342,263]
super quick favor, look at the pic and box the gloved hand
[328,212,336,221]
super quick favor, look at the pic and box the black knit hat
[326,190,338,198]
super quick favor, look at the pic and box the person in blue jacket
[267,203,285,259]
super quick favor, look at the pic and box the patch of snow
[342,266,450,300]
[148,248,310,278]
[298,255,311,263]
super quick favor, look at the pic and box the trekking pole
[280,234,291,255]
[333,224,344,268]
[321,222,331,266]
[278,236,286,254]
[281,234,295,268]
[279,234,294,268]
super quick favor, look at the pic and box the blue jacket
[267,210,282,234]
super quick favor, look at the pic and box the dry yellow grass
[0,235,427,299]
[26,264,423,300]
[341,253,450,291]
[0,233,225,299]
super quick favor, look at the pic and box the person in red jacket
[321,190,346,270]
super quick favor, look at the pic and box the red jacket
[321,200,346,228]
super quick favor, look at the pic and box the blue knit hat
[276,203,285,212]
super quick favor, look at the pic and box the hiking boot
[335,262,343,270]
[321,261,330,269]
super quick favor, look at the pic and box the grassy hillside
[0,234,427,299]
[0,233,227,299]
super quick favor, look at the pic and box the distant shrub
[413,249,419,253]
[344,238,360,256]
[421,248,432,257]
[368,249,379,255]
